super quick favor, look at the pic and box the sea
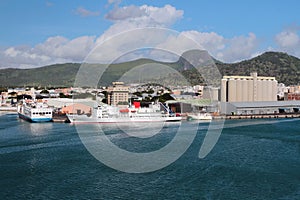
[0,112,300,200]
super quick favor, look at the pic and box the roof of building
[61,103,92,114]
[229,101,300,108]
[222,76,276,80]
[166,99,212,106]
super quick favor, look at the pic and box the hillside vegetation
[1,51,300,87]
[217,52,300,85]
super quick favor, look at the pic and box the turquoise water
[0,112,300,199]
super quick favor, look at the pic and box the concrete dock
[52,114,70,123]
[214,113,300,120]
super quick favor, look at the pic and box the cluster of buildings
[220,72,300,115]
[0,87,73,110]
[1,71,300,116]
[75,73,300,116]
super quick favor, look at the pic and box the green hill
[0,63,81,87]
[216,52,300,85]
[1,51,300,87]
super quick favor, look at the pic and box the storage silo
[257,80,264,101]
[228,79,237,102]
[221,78,228,102]
[242,78,249,101]
[272,80,278,101]
[236,79,242,102]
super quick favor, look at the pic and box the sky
[1,0,300,68]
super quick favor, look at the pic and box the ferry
[17,99,53,122]
[67,102,182,124]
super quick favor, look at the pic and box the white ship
[17,99,53,122]
[67,102,181,124]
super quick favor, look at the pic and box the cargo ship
[67,102,181,124]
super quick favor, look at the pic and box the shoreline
[0,107,17,112]
[3,109,300,122]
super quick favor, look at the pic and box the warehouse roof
[229,101,300,108]
[166,99,212,106]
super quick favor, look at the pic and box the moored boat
[67,102,181,124]
[17,99,53,122]
[187,112,212,121]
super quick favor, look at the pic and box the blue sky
[1,0,300,68]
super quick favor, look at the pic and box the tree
[0,87,8,93]
[8,91,17,97]
[40,89,49,94]
[17,94,32,101]
[152,93,175,103]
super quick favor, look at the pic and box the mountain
[216,52,300,85]
[0,63,81,88]
[1,51,300,87]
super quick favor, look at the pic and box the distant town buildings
[202,86,219,101]
[284,85,300,100]
[286,93,300,100]
[277,83,289,100]
[3,70,300,117]
[221,72,277,102]
[288,85,300,94]
[276,84,300,101]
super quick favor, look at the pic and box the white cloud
[160,31,259,63]
[1,46,53,68]
[91,27,259,64]
[4,47,20,57]
[105,5,145,20]
[0,29,260,68]
[108,0,122,5]
[89,4,184,63]
[3,3,297,69]
[143,4,183,26]
[274,29,300,58]
[90,28,181,63]
[35,36,96,61]
[221,32,259,62]
[1,4,184,68]
[75,7,100,17]
[275,30,299,48]
[105,4,183,26]
[182,31,225,51]
[0,36,96,68]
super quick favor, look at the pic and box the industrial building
[221,72,277,102]
[222,101,300,115]
[107,82,129,106]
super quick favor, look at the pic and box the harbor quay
[2,100,300,122]
[213,113,300,120]
[2,74,300,123]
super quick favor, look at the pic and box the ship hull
[67,114,181,124]
[18,112,52,122]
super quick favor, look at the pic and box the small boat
[67,102,182,124]
[17,99,53,122]
[187,112,212,121]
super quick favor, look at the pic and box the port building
[107,82,129,106]
[224,101,300,115]
[218,72,300,115]
[221,72,277,102]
